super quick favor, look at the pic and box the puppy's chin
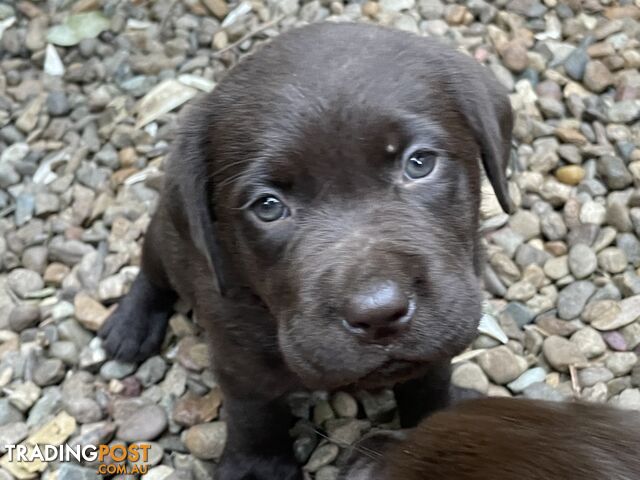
[277,323,473,390]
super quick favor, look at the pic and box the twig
[569,364,581,397]
[213,15,285,58]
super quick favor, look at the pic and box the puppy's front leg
[216,395,301,480]
[394,360,453,427]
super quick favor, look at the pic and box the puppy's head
[171,23,513,389]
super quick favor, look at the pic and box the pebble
[568,244,597,279]
[606,352,638,377]
[116,404,167,441]
[330,392,358,418]
[477,346,528,384]
[543,335,588,372]
[506,367,546,393]
[7,268,44,298]
[8,304,40,332]
[555,165,584,185]
[570,327,606,359]
[451,362,489,394]
[183,422,227,460]
[597,247,627,274]
[557,281,596,320]
[33,359,66,387]
[592,295,640,331]
[611,388,640,411]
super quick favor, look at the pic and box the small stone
[506,280,536,301]
[581,382,608,403]
[597,247,627,274]
[507,367,546,393]
[592,295,640,331]
[578,367,614,387]
[33,358,66,386]
[99,360,136,380]
[583,60,614,93]
[325,418,369,445]
[508,210,540,240]
[304,444,339,472]
[557,281,595,320]
[597,155,633,190]
[451,362,489,394]
[523,382,569,402]
[74,292,109,332]
[172,388,222,427]
[183,422,227,460]
[136,356,168,387]
[7,269,44,299]
[580,201,606,225]
[568,244,597,279]
[330,392,358,418]
[477,346,528,384]
[611,388,640,411]
[543,335,588,372]
[501,41,528,72]
[116,404,167,441]
[8,304,40,332]
[356,389,396,423]
[570,327,606,359]
[47,91,70,116]
[544,256,569,280]
[605,352,638,376]
[0,422,28,452]
[8,382,41,412]
[555,165,584,185]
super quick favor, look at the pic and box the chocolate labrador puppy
[340,398,640,480]
[99,22,513,479]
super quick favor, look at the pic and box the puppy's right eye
[251,195,289,222]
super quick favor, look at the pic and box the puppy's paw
[216,453,302,480]
[99,292,172,363]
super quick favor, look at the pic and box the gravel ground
[1,0,640,479]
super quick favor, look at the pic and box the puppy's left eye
[251,195,289,222]
[404,149,437,179]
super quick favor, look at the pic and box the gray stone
[507,367,546,393]
[543,335,588,372]
[597,155,633,190]
[7,268,44,299]
[117,404,167,441]
[570,327,606,359]
[605,352,638,376]
[477,346,528,384]
[598,247,627,274]
[451,362,489,394]
[578,367,614,387]
[8,304,40,332]
[183,422,227,460]
[136,356,169,387]
[557,281,595,320]
[33,358,66,386]
[568,244,597,279]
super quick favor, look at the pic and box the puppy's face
[194,24,511,389]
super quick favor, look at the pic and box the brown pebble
[555,165,585,185]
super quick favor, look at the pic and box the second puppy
[341,398,640,480]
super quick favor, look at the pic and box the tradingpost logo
[3,443,152,476]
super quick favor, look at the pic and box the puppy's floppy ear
[164,105,229,295]
[441,48,515,214]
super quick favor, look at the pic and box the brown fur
[341,398,640,480]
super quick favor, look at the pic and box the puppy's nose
[343,281,413,340]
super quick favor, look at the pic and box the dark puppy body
[341,398,640,480]
[100,22,512,479]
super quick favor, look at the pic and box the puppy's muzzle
[342,280,415,343]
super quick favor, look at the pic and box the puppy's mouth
[351,359,432,389]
